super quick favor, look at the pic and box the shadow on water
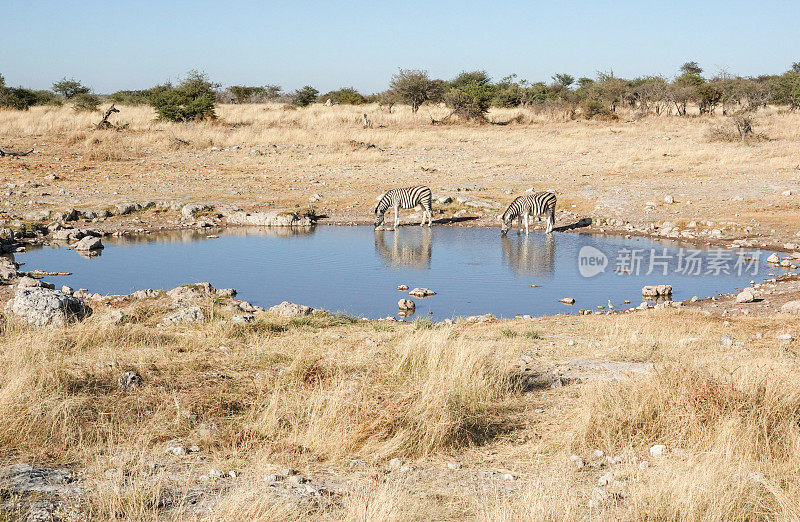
[501,234,556,276]
[374,228,433,268]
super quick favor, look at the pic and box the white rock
[569,455,585,469]
[664,195,675,204]
[268,301,314,317]
[649,444,666,457]
[735,289,756,303]
[74,236,103,251]
[5,287,91,327]
[781,301,800,314]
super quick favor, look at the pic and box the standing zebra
[499,191,557,235]
[374,186,433,228]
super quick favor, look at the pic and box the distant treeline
[2,61,800,122]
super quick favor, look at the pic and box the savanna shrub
[150,71,216,122]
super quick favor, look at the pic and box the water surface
[12,226,787,320]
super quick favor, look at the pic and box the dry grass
[1,299,799,519]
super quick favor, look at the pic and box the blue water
[10,226,789,320]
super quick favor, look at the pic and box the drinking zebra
[499,191,557,235]
[374,185,433,228]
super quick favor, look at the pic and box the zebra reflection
[501,233,555,276]
[374,228,433,268]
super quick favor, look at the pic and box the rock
[61,285,73,294]
[718,335,734,347]
[232,313,255,324]
[118,371,142,391]
[649,444,666,457]
[664,195,675,204]
[0,464,80,496]
[408,287,436,298]
[216,288,237,298]
[181,203,212,218]
[52,228,84,241]
[500,473,516,481]
[642,285,672,297]
[569,455,585,469]
[288,475,308,485]
[5,287,91,327]
[736,288,756,303]
[161,306,205,325]
[781,301,800,313]
[389,458,403,469]
[447,461,462,470]
[559,297,575,305]
[398,299,415,310]
[167,283,214,303]
[638,460,650,470]
[102,310,126,324]
[165,441,187,456]
[767,253,781,264]
[591,449,605,460]
[130,289,159,299]
[397,284,409,291]
[268,301,313,317]
[227,210,313,227]
[782,190,793,196]
[17,276,54,289]
[113,202,140,215]
[777,333,794,345]
[436,196,453,204]
[598,472,614,487]
[74,236,103,251]
[280,468,298,477]
[209,468,225,479]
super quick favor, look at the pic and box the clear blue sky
[2,0,799,94]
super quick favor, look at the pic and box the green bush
[292,85,319,107]
[444,81,493,120]
[150,71,216,122]
[72,92,101,112]
[326,87,365,105]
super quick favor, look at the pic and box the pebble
[447,461,463,470]
[598,472,614,487]
[389,458,403,469]
[718,335,734,347]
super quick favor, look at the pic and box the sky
[2,0,799,94]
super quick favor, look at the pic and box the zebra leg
[394,206,399,229]
[546,211,554,234]
[524,214,530,235]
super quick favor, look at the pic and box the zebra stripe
[375,186,433,227]
[500,191,556,234]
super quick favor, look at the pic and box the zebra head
[498,213,512,236]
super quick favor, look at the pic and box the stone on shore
[781,301,800,314]
[735,288,756,303]
[269,301,314,317]
[5,287,91,327]
[161,306,205,325]
[227,210,313,227]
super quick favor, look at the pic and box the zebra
[499,191,557,235]
[374,186,433,228]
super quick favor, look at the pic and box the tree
[377,90,400,112]
[389,69,442,113]
[150,71,217,121]
[444,72,493,120]
[552,73,575,88]
[680,61,703,76]
[52,77,90,99]
[292,85,319,107]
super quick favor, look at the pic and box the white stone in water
[767,253,781,264]
[559,297,575,305]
